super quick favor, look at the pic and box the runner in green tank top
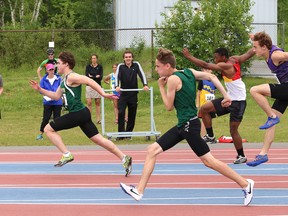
[173,69,198,127]
[60,72,85,112]
[30,51,132,176]
[120,48,254,206]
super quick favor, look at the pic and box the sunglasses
[48,69,55,71]
[48,54,54,56]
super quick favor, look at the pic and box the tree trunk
[8,0,17,27]
[19,0,24,23]
[34,0,42,22]
[0,0,5,27]
[31,0,42,23]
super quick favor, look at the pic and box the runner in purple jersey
[247,31,288,166]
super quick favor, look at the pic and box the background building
[114,0,278,49]
[114,0,278,76]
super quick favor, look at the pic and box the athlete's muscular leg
[44,124,69,153]
[200,101,216,128]
[230,121,242,150]
[250,84,275,117]
[260,109,282,155]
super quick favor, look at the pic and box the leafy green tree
[70,0,114,49]
[155,0,254,71]
[71,0,113,29]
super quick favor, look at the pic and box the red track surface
[0,147,288,216]
[0,174,287,189]
[1,204,288,216]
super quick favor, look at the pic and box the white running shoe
[234,155,247,164]
[120,183,143,201]
[243,179,254,206]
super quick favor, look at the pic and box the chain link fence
[0,23,284,76]
[248,23,285,77]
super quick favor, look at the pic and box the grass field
[0,66,286,147]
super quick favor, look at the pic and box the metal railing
[100,87,161,140]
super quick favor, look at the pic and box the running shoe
[234,155,247,164]
[54,154,74,167]
[243,179,254,206]
[123,155,132,177]
[36,134,43,140]
[246,154,268,167]
[120,183,143,201]
[259,116,280,130]
[203,134,217,144]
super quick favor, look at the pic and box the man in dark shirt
[115,50,149,139]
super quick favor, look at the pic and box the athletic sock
[206,127,214,137]
[237,148,245,157]
[63,152,71,157]
[122,155,126,163]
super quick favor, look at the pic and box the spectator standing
[115,50,149,140]
[36,64,62,140]
[104,64,121,124]
[85,54,103,124]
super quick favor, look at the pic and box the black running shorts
[156,118,210,157]
[49,107,99,138]
[270,83,288,114]
[212,98,246,122]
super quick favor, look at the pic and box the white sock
[63,152,71,157]
[244,181,250,191]
[122,155,126,163]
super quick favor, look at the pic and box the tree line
[0,0,113,29]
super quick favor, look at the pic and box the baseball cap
[46,64,55,71]
[47,48,55,55]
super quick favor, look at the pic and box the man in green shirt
[120,48,254,206]
[30,51,132,176]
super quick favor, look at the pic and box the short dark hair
[214,48,229,58]
[123,50,134,58]
[58,52,76,69]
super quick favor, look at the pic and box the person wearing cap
[36,63,62,140]
[36,48,58,80]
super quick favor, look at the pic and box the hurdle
[101,87,161,141]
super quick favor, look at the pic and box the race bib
[205,94,215,101]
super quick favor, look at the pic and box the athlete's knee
[201,157,214,169]
[250,84,268,96]
[250,86,258,96]
[146,143,162,157]
[200,102,214,114]
[230,122,240,135]
[199,106,209,114]
[199,152,216,168]
[44,124,54,134]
